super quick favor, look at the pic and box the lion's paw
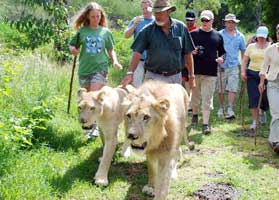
[142,185,155,197]
[94,176,108,187]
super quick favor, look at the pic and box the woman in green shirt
[69,2,122,137]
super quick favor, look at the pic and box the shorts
[217,67,239,93]
[246,69,269,110]
[79,71,107,88]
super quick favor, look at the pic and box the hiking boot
[188,108,193,114]
[202,124,211,135]
[250,121,257,131]
[87,127,100,138]
[191,114,198,125]
[273,143,279,155]
[259,111,267,125]
[225,107,235,120]
[217,107,224,117]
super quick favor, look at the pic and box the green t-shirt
[70,26,114,76]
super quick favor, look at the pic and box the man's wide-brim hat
[152,0,176,13]
[223,13,240,23]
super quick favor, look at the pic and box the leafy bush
[0,23,29,49]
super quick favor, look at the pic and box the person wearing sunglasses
[182,11,199,114]
[190,10,226,134]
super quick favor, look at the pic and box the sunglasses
[201,18,210,23]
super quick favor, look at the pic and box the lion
[77,85,133,186]
[122,80,189,200]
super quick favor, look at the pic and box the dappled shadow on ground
[34,126,87,152]
[49,142,152,199]
[50,146,102,193]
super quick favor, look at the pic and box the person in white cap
[217,13,246,119]
[124,0,154,87]
[241,26,270,131]
[259,24,279,154]
[190,10,226,134]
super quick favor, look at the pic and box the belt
[140,58,145,61]
[147,69,181,76]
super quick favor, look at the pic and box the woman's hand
[69,46,79,56]
[241,70,247,82]
[258,83,265,94]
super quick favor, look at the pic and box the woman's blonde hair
[73,2,108,31]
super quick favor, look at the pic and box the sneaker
[202,124,211,135]
[250,121,257,131]
[188,108,193,114]
[87,127,100,138]
[259,111,267,125]
[217,107,224,117]
[191,114,198,125]
[225,107,235,120]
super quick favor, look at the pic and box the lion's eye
[126,114,131,119]
[90,106,95,111]
[143,115,150,121]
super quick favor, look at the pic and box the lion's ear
[154,99,170,113]
[77,88,87,101]
[96,90,105,104]
[122,96,132,111]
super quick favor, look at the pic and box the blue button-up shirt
[219,28,246,68]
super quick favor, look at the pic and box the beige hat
[200,10,214,20]
[223,13,240,23]
[152,0,176,13]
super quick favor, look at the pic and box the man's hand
[113,62,123,69]
[188,77,196,89]
[215,56,224,65]
[134,16,143,26]
[121,74,133,87]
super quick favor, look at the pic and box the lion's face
[124,94,170,152]
[77,88,105,129]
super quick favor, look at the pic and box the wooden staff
[239,80,246,129]
[67,32,80,114]
[255,91,263,146]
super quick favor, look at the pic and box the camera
[196,45,205,57]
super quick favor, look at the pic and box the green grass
[1,29,279,200]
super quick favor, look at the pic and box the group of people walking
[69,0,279,154]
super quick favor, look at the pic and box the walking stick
[255,91,263,146]
[67,32,80,114]
[218,64,226,117]
[239,80,246,129]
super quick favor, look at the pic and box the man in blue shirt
[217,13,246,119]
[124,0,154,87]
[121,0,195,87]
